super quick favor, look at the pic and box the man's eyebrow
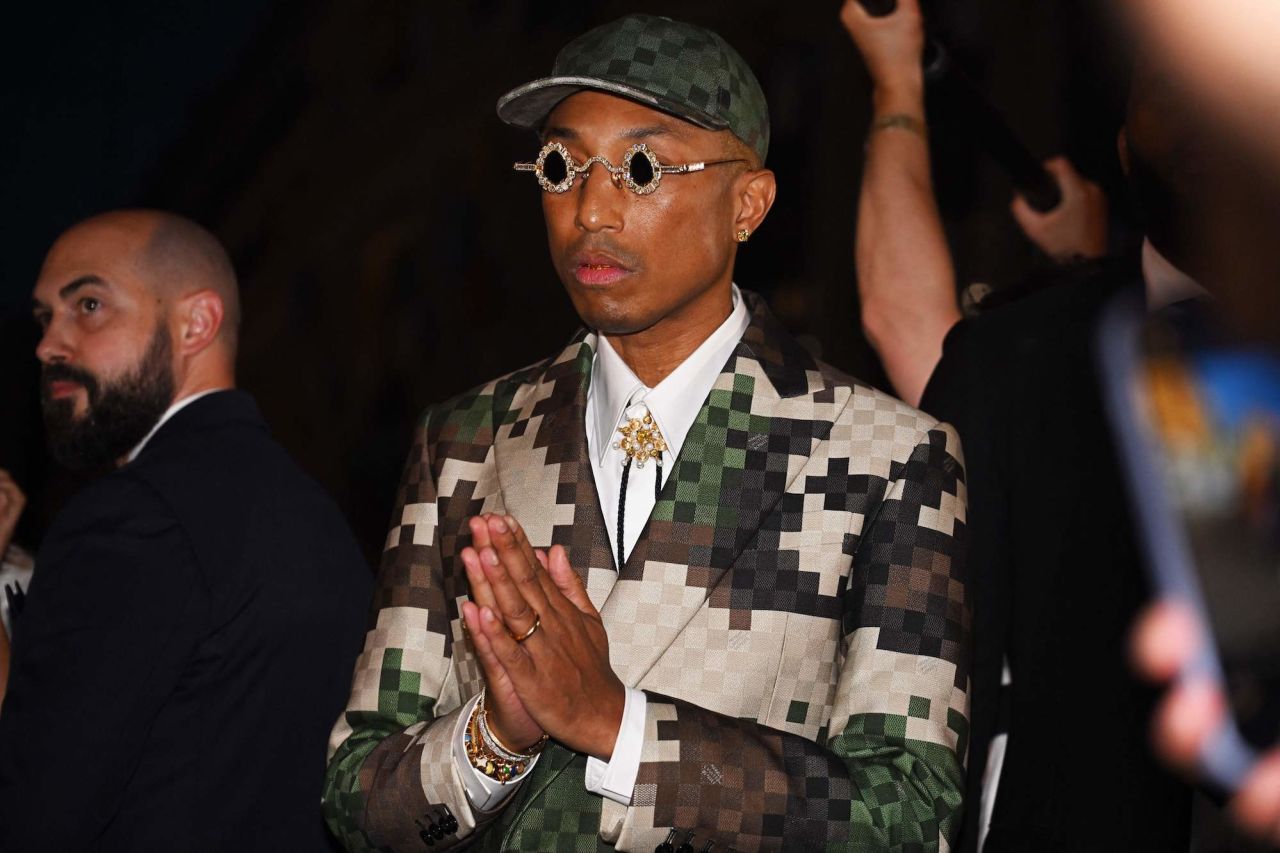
[619,124,680,142]
[541,124,687,144]
[542,126,579,142]
[57,275,107,300]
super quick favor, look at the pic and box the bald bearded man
[0,211,372,852]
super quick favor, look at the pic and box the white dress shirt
[1142,238,1207,310]
[455,285,751,810]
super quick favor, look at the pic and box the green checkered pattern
[322,291,970,851]
[502,14,770,162]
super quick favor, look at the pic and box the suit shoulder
[53,470,178,533]
[415,342,588,448]
[810,358,962,470]
[815,357,944,434]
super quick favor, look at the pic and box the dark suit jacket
[0,390,372,853]
[922,265,1192,852]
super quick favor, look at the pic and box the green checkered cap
[497,14,770,163]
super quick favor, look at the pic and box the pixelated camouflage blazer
[324,292,971,852]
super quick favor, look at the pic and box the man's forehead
[543,91,701,141]
[35,226,145,300]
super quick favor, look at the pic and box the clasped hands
[459,514,625,762]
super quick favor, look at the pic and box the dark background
[1,0,1137,565]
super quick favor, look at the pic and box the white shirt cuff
[585,686,647,805]
[452,693,539,811]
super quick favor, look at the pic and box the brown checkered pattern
[324,292,970,852]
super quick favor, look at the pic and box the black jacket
[0,390,372,852]
[923,266,1193,852]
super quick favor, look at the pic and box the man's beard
[41,323,176,473]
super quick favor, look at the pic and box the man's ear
[175,289,225,356]
[733,168,778,239]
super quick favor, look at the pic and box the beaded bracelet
[464,690,548,782]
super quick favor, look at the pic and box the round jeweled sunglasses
[514,141,746,196]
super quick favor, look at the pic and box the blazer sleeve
[0,476,204,853]
[323,411,507,852]
[610,424,971,852]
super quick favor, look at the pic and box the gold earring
[735,228,751,243]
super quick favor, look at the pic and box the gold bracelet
[868,113,927,140]
[463,692,548,782]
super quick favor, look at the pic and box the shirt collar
[1142,238,1208,310]
[125,389,226,464]
[589,284,750,467]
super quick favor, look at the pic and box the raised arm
[842,0,959,407]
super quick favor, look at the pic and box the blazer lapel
[492,334,619,610]
[602,293,834,687]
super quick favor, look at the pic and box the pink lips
[47,380,81,399]
[573,252,633,286]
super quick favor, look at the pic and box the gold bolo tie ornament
[612,404,667,569]
[615,405,667,468]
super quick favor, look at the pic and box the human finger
[477,541,542,637]
[504,515,566,606]
[478,605,537,681]
[486,515,552,615]
[1153,678,1225,770]
[1232,750,1280,843]
[1131,601,1201,682]
[840,0,921,30]
[463,601,510,679]
[469,515,494,552]
[461,546,499,615]
[545,545,597,617]
[1041,156,1083,191]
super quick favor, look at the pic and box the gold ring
[511,614,540,643]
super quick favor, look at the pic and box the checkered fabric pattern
[498,14,770,163]
[322,291,970,852]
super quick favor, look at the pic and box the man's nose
[573,161,625,233]
[35,319,72,365]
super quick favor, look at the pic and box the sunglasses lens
[627,152,656,189]
[542,149,569,186]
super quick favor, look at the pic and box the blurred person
[1126,0,1280,181]
[1134,603,1280,847]
[0,210,372,853]
[0,468,31,636]
[0,468,29,709]
[843,1,1216,850]
[323,14,971,852]
[0,470,24,562]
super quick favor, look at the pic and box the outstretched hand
[461,514,625,760]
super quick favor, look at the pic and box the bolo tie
[613,402,667,571]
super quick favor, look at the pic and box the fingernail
[482,607,496,623]
[505,515,517,530]
[492,516,508,533]
[483,548,499,566]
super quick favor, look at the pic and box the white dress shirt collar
[125,389,227,463]
[1142,238,1208,310]
[589,285,750,467]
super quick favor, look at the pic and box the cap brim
[496,75,730,133]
